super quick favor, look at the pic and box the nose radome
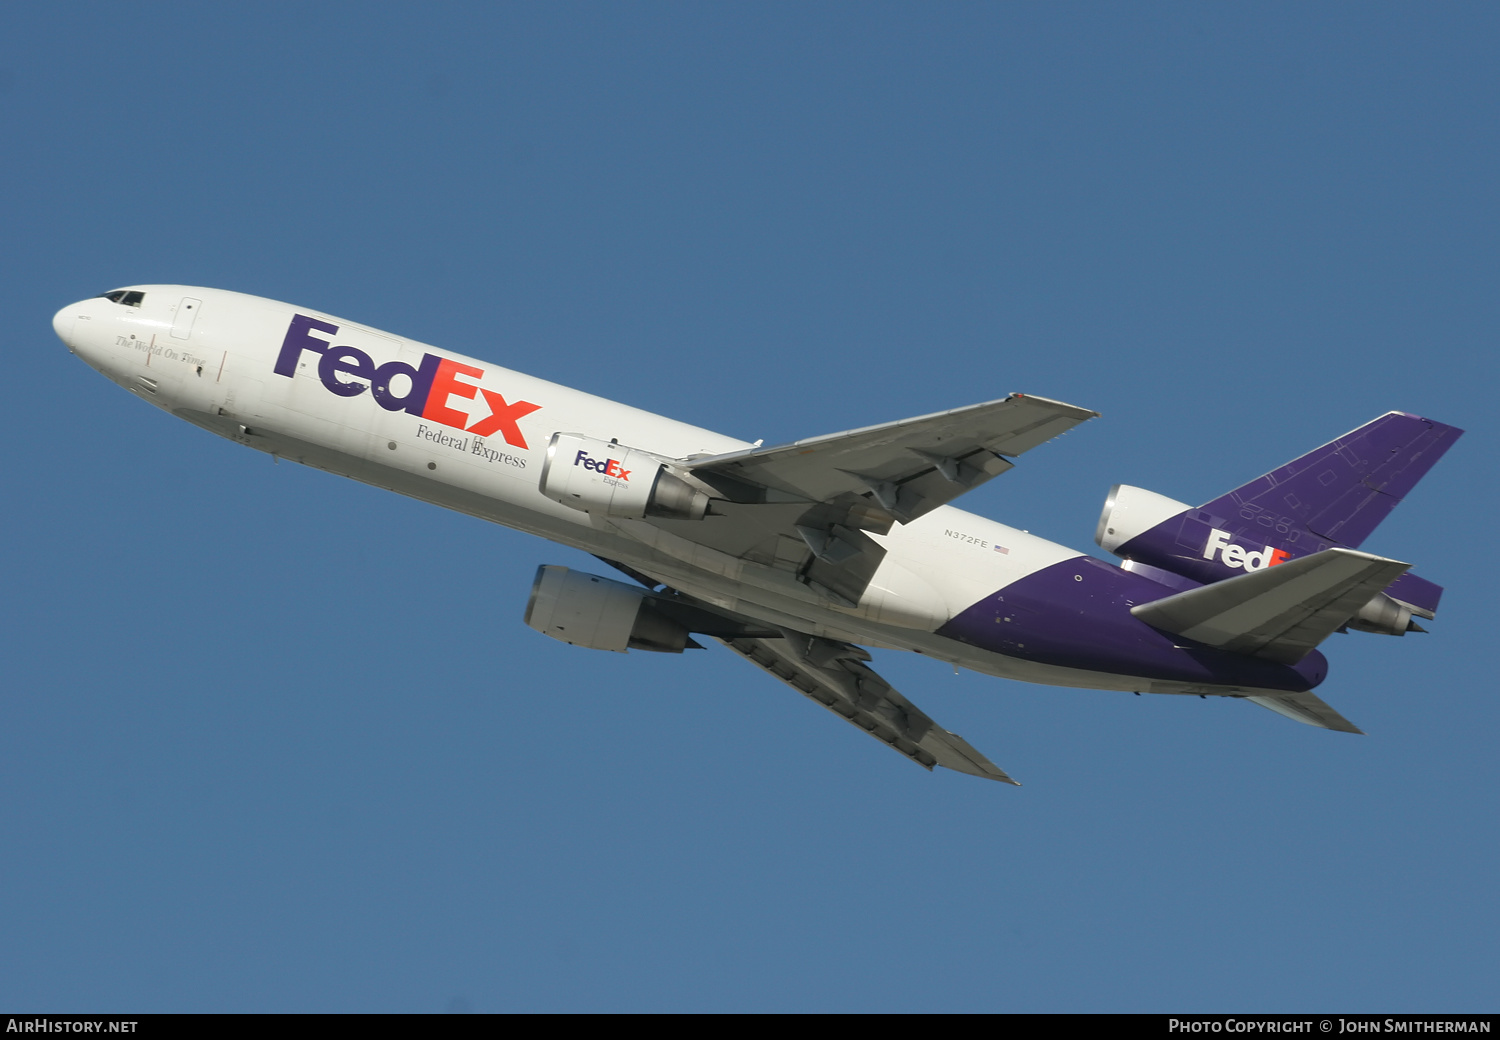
[52,302,77,349]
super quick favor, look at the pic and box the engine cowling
[538,433,711,521]
[1096,484,1192,555]
[523,565,693,653]
[1348,592,1416,636]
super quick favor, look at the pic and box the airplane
[51,286,1463,784]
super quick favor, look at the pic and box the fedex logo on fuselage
[273,315,540,449]
[1202,529,1291,571]
[575,450,630,481]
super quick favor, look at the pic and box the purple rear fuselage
[938,557,1327,692]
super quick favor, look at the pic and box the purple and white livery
[53,287,1463,784]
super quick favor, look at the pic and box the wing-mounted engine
[535,398,1099,612]
[523,565,779,653]
[538,433,713,521]
[525,565,696,653]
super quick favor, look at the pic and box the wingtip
[1009,391,1101,419]
[941,766,1021,785]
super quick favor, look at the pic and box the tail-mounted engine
[538,433,712,521]
[1349,592,1423,636]
[1095,484,1192,555]
[1097,484,1433,637]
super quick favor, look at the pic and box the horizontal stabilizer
[1103,413,1459,610]
[1246,691,1363,734]
[1131,548,1411,664]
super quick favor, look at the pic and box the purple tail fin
[1102,412,1462,616]
[1199,411,1462,550]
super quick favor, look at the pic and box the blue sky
[2,2,1496,1012]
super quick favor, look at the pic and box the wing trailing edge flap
[719,633,1018,784]
[637,395,1094,609]
[1131,547,1411,665]
[686,393,1098,525]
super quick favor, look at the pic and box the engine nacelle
[523,565,693,653]
[538,433,711,521]
[1348,592,1416,636]
[1096,484,1192,555]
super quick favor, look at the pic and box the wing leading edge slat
[686,393,1098,525]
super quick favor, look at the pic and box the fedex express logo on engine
[574,450,630,481]
[274,315,540,448]
[1203,529,1291,571]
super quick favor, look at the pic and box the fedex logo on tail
[1203,529,1291,571]
[274,315,540,449]
[575,450,630,481]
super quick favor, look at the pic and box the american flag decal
[994,544,1009,554]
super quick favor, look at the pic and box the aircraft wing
[717,632,1019,784]
[631,394,1097,605]
[685,393,1098,525]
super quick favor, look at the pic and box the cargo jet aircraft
[53,287,1462,784]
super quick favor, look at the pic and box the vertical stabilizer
[1198,411,1462,550]
[1097,412,1460,615]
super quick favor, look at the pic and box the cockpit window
[97,290,145,307]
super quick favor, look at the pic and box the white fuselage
[54,285,1190,695]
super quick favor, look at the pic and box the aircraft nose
[52,302,77,349]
